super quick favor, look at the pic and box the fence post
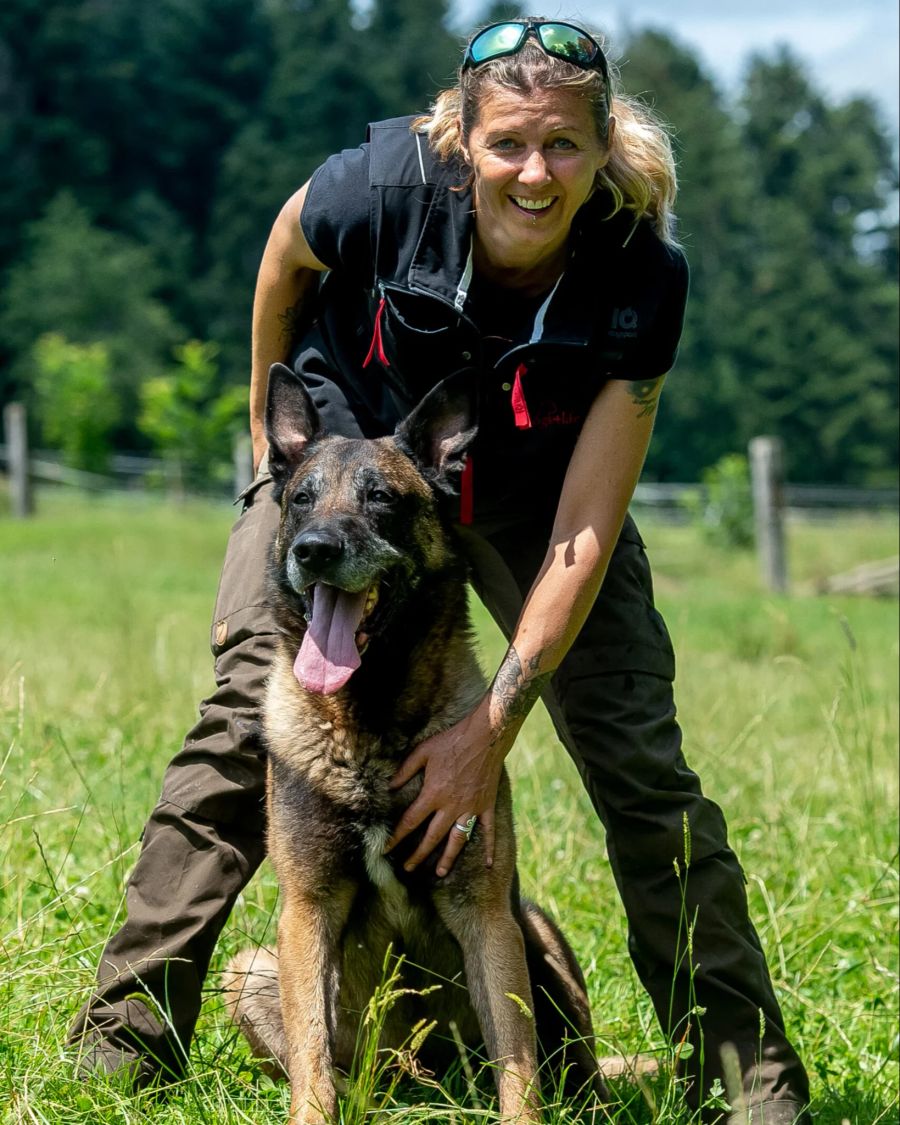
[232,432,254,498]
[3,402,33,518]
[749,435,788,593]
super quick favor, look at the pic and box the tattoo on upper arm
[489,646,552,736]
[628,378,664,418]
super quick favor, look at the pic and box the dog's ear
[265,363,322,488]
[394,372,478,491]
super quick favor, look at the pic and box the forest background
[0,0,897,490]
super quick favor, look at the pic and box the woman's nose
[518,149,552,186]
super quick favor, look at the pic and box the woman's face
[465,85,611,277]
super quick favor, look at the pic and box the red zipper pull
[362,296,390,368]
[459,455,474,525]
[511,364,532,429]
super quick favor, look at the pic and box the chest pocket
[373,285,476,398]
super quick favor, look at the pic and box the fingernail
[436,867,447,878]
[404,862,414,872]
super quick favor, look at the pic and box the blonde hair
[413,28,679,245]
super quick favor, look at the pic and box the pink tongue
[294,584,368,695]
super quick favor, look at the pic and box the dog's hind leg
[519,899,610,1105]
[437,893,541,1123]
[277,883,356,1125]
[222,945,288,1076]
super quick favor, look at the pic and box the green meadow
[1,492,897,1123]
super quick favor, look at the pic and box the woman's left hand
[384,703,508,877]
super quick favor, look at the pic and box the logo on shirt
[535,404,582,429]
[609,307,638,338]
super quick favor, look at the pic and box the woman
[73,19,811,1123]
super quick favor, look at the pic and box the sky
[451,0,900,133]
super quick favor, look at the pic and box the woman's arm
[385,373,667,875]
[249,182,328,471]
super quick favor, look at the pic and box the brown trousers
[70,477,810,1122]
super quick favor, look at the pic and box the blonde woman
[73,19,810,1124]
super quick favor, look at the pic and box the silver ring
[453,814,477,841]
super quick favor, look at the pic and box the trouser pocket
[210,473,279,654]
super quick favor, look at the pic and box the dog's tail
[221,946,288,1077]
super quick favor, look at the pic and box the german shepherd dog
[224,364,607,1123]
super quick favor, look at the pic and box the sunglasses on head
[462,19,609,82]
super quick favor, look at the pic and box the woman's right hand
[384,698,510,878]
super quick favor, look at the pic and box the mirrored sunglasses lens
[538,23,597,65]
[469,23,525,63]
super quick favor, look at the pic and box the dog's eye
[367,488,394,505]
[291,490,313,508]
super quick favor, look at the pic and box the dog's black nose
[292,529,344,570]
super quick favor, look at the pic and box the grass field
[1,491,897,1124]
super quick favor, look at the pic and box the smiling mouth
[510,195,557,215]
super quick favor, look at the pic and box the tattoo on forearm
[489,646,552,737]
[278,303,304,345]
[628,378,663,418]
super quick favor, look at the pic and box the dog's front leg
[438,896,541,1123]
[277,884,355,1125]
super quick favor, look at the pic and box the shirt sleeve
[300,143,373,281]
[631,244,690,379]
[639,244,688,375]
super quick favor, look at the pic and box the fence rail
[2,443,898,513]
[0,445,236,498]
[631,480,899,514]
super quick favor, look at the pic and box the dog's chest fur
[264,641,484,897]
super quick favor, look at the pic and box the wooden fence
[2,411,897,595]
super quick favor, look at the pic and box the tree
[362,0,459,117]
[616,29,761,481]
[0,0,272,346]
[618,32,899,485]
[139,340,247,489]
[0,193,183,444]
[736,48,899,484]
[205,0,460,372]
[31,335,120,473]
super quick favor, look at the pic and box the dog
[223,363,608,1124]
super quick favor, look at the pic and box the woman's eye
[493,137,518,151]
[549,137,576,150]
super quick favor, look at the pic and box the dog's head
[265,363,477,695]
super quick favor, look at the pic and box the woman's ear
[595,115,617,175]
[457,117,470,164]
[606,114,617,152]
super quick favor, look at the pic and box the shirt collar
[407,176,637,343]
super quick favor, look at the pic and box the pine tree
[737,48,899,483]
